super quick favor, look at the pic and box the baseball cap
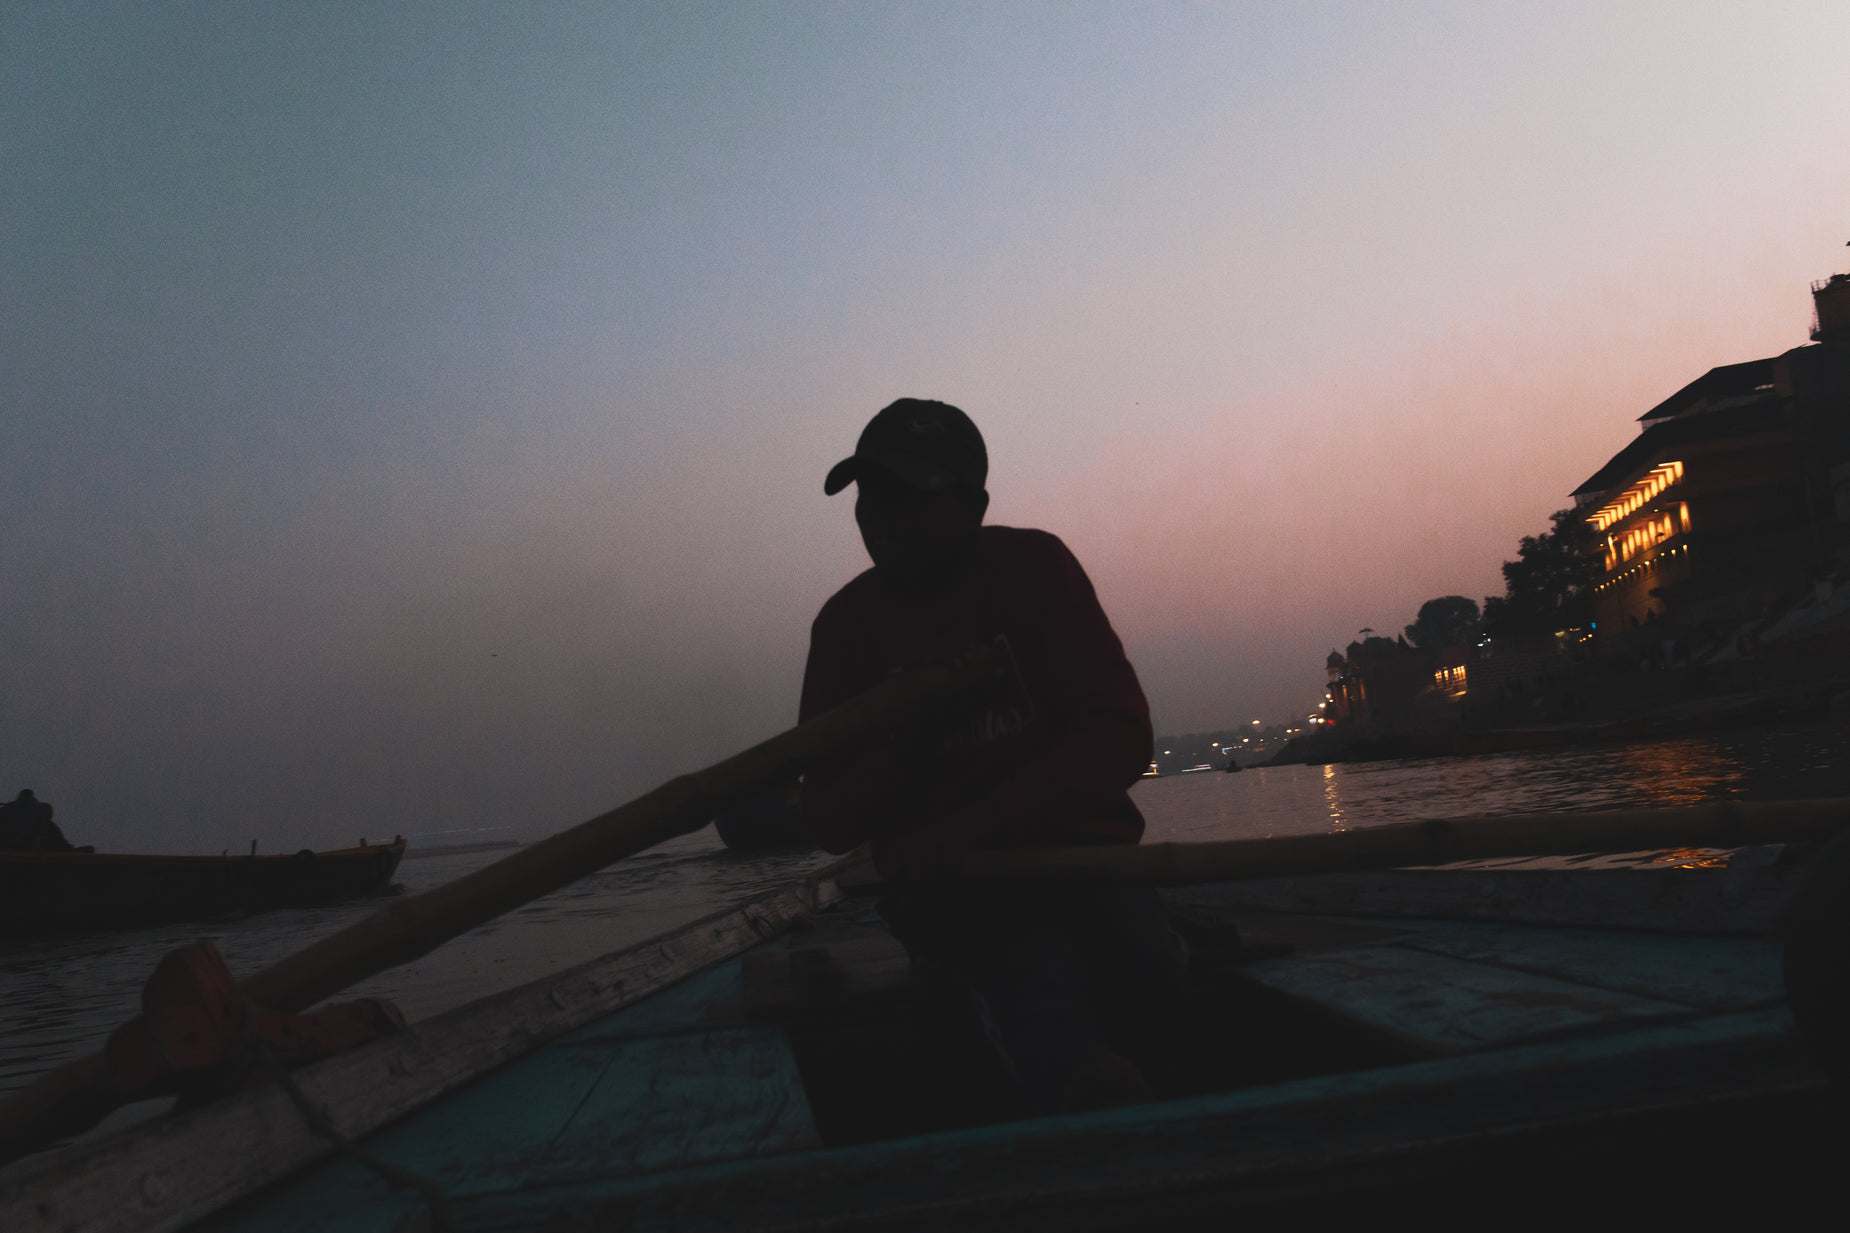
[823,399,988,496]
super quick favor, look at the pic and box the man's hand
[872,803,998,882]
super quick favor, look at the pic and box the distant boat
[1224,759,1242,773]
[0,838,406,936]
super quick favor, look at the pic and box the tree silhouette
[1482,509,1599,637]
[1404,596,1482,649]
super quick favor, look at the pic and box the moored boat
[3,807,1842,1232]
[0,839,406,937]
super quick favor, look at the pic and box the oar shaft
[0,646,1000,1166]
[960,797,1850,884]
[248,645,995,1013]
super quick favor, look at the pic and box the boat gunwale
[442,1007,1817,1232]
[0,857,850,1233]
[0,840,407,867]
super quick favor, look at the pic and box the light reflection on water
[1321,763,1346,832]
[1129,724,1846,843]
[2,723,1844,1103]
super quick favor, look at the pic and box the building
[1323,636,1462,728]
[1572,275,1850,642]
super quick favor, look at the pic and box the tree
[1404,596,1482,649]
[1481,509,1599,637]
[1346,634,1408,659]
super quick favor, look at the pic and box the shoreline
[401,840,522,860]
[1267,681,1844,767]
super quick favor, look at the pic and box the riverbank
[1269,680,1845,766]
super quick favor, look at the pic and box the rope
[247,1027,454,1233]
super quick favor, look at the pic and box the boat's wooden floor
[190,870,1825,1233]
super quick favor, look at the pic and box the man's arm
[975,532,1152,845]
[878,533,1150,878]
[796,603,922,853]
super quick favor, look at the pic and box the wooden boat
[2,825,1838,1231]
[0,839,406,936]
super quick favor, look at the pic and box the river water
[3,723,1845,1116]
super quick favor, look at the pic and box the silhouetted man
[799,398,1181,1112]
[0,789,75,852]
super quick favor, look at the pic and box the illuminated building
[1323,636,1463,726]
[1325,649,1361,723]
[1572,276,1850,642]
[1432,649,1469,698]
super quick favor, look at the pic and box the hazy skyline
[5,4,1849,852]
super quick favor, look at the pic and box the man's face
[853,467,987,595]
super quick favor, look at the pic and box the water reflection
[1129,722,1849,844]
[1321,763,1346,833]
[1608,739,1745,808]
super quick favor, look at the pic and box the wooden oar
[0,645,1002,1167]
[948,797,1850,884]
[832,797,1850,894]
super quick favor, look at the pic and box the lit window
[1590,461,1685,532]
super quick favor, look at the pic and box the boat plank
[189,1046,620,1233]
[1393,923,1784,1011]
[1167,864,1802,933]
[1236,945,1695,1054]
[553,960,747,1044]
[526,1028,819,1183]
[346,1044,613,1196]
[0,879,837,1233]
[198,1027,818,1232]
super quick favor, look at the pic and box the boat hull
[0,842,405,936]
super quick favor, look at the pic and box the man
[799,398,1182,1112]
[0,789,76,852]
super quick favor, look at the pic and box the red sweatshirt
[798,526,1152,853]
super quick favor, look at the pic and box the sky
[4,3,1848,853]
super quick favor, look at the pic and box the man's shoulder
[812,565,882,631]
[980,524,1075,561]
[981,525,1086,579]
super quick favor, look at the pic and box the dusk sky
[5,4,1848,853]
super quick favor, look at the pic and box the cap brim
[823,456,860,496]
[824,449,952,496]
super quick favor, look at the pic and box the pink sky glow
[4,4,1848,850]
